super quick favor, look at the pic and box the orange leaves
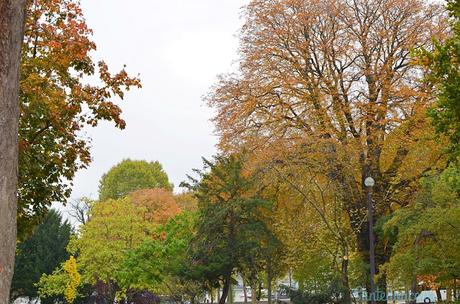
[17,0,141,238]
[129,189,181,225]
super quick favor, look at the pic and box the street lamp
[364,176,376,304]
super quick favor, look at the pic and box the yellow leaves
[63,256,80,304]
[390,202,401,212]
[380,112,447,182]
[71,198,151,284]
[37,256,81,303]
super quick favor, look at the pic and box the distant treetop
[98,159,173,201]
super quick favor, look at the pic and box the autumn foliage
[208,0,449,292]
[129,188,181,225]
[18,0,141,238]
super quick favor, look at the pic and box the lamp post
[365,176,376,304]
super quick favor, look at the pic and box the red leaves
[17,0,141,238]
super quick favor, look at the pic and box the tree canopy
[10,0,460,303]
[421,0,460,157]
[18,0,141,239]
[98,159,172,201]
[11,210,72,301]
[207,0,448,294]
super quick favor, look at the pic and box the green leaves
[69,198,150,286]
[420,0,460,158]
[18,0,141,239]
[11,210,71,300]
[384,165,460,287]
[98,159,173,201]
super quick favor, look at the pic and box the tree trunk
[243,280,248,304]
[229,280,233,304]
[0,0,25,303]
[436,288,442,302]
[454,278,458,301]
[251,284,257,304]
[267,261,272,304]
[219,275,231,304]
[258,282,262,301]
[341,248,352,304]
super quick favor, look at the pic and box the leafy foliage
[11,210,71,300]
[18,0,141,239]
[420,0,460,157]
[129,188,181,224]
[68,198,151,285]
[65,198,152,302]
[99,159,172,201]
[63,256,80,304]
[384,165,460,289]
[116,211,199,302]
[183,154,280,304]
[283,278,347,304]
[37,256,81,304]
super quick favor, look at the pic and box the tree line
[2,0,460,303]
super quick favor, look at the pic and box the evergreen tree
[183,154,278,304]
[10,210,72,301]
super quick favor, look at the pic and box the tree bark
[251,284,257,304]
[0,0,25,303]
[341,248,352,304]
[229,280,233,304]
[436,288,442,302]
[219,275,231,304]
[267,261,272,304]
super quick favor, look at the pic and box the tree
[253,160,356,303]
[63,256,81,304]
[420,0,460,157]
[183,154,278,304]
[17,0,141,239]
[116,211,200,303]
[10,210,72,301]
[129,188,181,225]
[383,166,460,299]
[67,198,151,302]
[99,159,172,201]
[67,198,93,226]
[0,0,27,300]
[38,256,81,304]
[174,192,199,212]
[208,0,447,294]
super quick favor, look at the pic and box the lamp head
[364,177,375,187]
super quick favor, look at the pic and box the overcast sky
[70,0,248,200]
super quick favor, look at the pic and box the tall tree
[99,159,172,201]
[0,0,26,301]
[421,0,460,157]
[183,154,276,304]
[10,210,72,302]
[67,198,151,303]
[18,0,141,239]
[116,211,201,303]
[383,165,460,298]
[208,0,447,293]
